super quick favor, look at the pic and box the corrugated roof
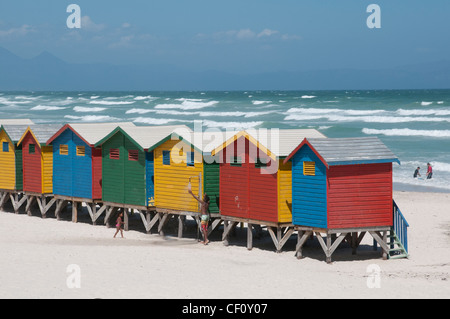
[20,124,64,145]
[120,125,192,149]
[245,128,327,157]
[0,119,34,125]
[306,137,400,165]
[176,130,240,154]
[68,122,136,145]
[1,125,31,142]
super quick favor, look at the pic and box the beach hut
[45,122,135,223]
[94,125,191,209]
[212,129,326,251]
[46,122,135,200]
[147,130,236,236]
[283,137,405,262]
[0,125,29,192]
[17,124,63,195]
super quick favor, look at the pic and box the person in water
[413,167,421,178]
[114,212,125,238]
[426,163,433,179]
[188,189,210,245]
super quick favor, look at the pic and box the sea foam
[362,128,450,138]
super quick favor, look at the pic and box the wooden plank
[278,227,295,251]
[329,233,347,256]
[207,218,222,236]
[369,231,389,256]
[296,230,312,259]
[247,223,253,250]
[25,195,35,216]
[72,201,78,223]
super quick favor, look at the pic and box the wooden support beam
[124,209,129,231]
[157,213,169,235]
[25,196,35,216]
[72,201,78,223]
[178,215,184,238]
[247,223,253,250]
[222,221,238,245]
[369,231,389,259]
[11,193,27,214]
[54,199,68,220]
[296,230,312,259]
[207,218,222,236]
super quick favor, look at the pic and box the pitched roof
[284,137,400,166]
[17,124,64,146]
[170,130,241,154]
[0,119,34,125]
[1,125,32,143]
[95,125,192,151]
[212,129,327,159]
[47,122,136,146]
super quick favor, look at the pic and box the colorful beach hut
[0,125,29,192]
[17,124,63,195]
[283,137,405,262]
[94,125,191,208]
[150,130,237,215]
[212,129,326,250]
[46,122,135,200]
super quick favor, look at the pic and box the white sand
[0,191,449,299]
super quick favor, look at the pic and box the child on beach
[114,212,125,238]
[188,189,210,245]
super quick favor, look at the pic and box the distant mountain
[0,47,449,91]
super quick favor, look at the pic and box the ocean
[1,89,449,193]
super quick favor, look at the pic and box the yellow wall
[277,160,292,223]
[154,139,204,212]
[0,131,16,190]
[41,146,53,194]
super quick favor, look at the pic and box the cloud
[236,29,256,39]
[0,24,35,37]
[196,28,300,43]
[81,16,106,32]
[257,29,279,38]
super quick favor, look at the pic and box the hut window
[2,142,9,152]
[76,146,85,157]
[110,148,120,160]
[230,156,242,167]
[255,158,269,168]
[163,150,171,165]
[303,161,315,176]
[59,145,68,155]
[187,152,195,167]
[29,144,36,154]
[128,150,139,161]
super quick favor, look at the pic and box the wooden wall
[0,130,16,190]
[327,162,393,228]
[154,139,204,212]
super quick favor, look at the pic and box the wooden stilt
[247,223,253,250]
[178,215,184,238]
[72,201,78,223]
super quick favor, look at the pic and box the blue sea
[1,89,449,193]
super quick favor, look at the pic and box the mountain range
[0,47,449,91]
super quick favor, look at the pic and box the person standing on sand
[114,212,125,238]
[188,189,210,245]
[426,163,433,179]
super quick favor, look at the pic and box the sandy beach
[0,190,449,299]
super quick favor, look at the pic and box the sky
[0,0,449,75]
